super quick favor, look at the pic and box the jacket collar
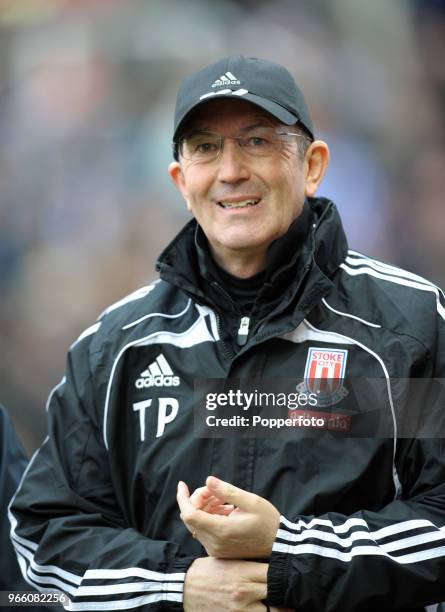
[156,197,348,317]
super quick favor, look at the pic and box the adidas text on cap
[173,55,314,149]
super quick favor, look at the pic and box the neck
[209,245,266,279]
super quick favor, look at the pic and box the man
[9,56,445,611]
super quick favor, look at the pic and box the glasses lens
[239,128,277,156]
[178,128,298,162]
[180,132,221,161]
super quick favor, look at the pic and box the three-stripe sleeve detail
[274,515,445,564]
[9,524,186,610]
[8,386,187,610]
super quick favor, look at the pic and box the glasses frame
[173,127,307,163]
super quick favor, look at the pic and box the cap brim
[242,92,299,125]
[174,92,299,142]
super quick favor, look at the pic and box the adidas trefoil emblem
[135,354,180,389]
[211,71,241,88]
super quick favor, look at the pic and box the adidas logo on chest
[135,354,180,389]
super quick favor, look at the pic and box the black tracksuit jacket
[9,198,445,611]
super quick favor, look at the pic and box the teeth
[219,199,259,209]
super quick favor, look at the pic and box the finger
[177,481,190,499]
[189,486,213,508]
[177,481,194,520]
[189,486,226,511]
[244,581,268,604]
[227,579,267,608]
[199,503,235,515]
[177,482,227,531]
[200,495,228,512]
[207,504,235,516]
[206,476,259,512]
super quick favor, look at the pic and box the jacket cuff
[267,516,292,607]
[166,555,198,611]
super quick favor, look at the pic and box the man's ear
[168,161,192,212]
[304,140,330,197]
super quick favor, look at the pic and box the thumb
[205,476,258,511]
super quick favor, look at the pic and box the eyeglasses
[175,126,305,163]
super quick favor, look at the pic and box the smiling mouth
[217,199,260,209]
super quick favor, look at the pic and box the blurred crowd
[0,0,444,453]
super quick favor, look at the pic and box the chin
[219,238,264,252]
[217,230,267,249]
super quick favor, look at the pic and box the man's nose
[216,138,250,182]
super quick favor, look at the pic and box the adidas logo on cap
[211,71,241,88]
[135,354,180,389]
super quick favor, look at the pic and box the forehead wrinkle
[185,122,280,137]
[184,103,280,133]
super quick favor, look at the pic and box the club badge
[297,347,349,407]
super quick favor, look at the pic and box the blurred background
[0,0,444,454]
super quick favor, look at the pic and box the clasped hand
[177,476,288,611]
[177,475,280,559]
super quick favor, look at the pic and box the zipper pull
[237,316,250,346]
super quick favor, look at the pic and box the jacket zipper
[237,316,250,346]
[211,280,251,353]
[215,312,234,359]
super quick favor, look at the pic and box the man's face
[169,99,311,271]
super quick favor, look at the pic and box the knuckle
[180,509,193,524]
[190,486,205,500]
[230,583,248,606]
[222,484,234,502]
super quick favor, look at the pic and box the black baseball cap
[173,55,314,149]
